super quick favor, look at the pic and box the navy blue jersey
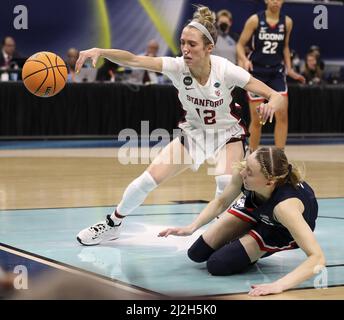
[241,181,318,231]
[250,11,286,68]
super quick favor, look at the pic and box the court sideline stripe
[0,211,342,220]
[0,203,208,212]
[0,197,343,212]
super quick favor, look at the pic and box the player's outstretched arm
[249,198,326,296]
[244,76,284,124]
[158,169,243,238]
[76,48,162,73]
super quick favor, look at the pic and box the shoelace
[90,222,110,234]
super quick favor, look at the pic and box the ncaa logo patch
[214,82,221,88]
[183,76,193,86]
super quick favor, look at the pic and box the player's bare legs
[77,138,193,245]
[213,140,245,200]
[146,137,193,184]
[274,96,288,149]
[213,140,245,176]
[202,213,252,249]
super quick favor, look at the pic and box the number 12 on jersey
[196,108,216,125]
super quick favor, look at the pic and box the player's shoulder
[210,54,230,65]
[169,55,185,66]
[243,14,259,31]
[210,55,236,74]
[247,13,259,25]
[162,55,186,72]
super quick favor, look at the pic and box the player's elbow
[311,252,326,271]
[317,254,326,268]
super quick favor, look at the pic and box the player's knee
[133,171,158,192]
[206,258,231,276]
[146,168,162,185]
[187,236,215,263]
[206,239,252,276]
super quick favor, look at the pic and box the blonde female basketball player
[237,0,305,153]
[76,6,284,246]
[159,147,324,297]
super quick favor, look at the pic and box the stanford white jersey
[162,55,250,130]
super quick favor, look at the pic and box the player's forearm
[268,90,284,112]
[189,199,228,232]
[98,48,137,67]
[274,254,326,291]
[283,47,292,73]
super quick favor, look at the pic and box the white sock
[215,174,232,198]
[111,171,158,220]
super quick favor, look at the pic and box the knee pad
[215,175,232,198]
[117,171,157,215]
[206,239,251,276]
[187,236,215,263]
[134,171,158,193]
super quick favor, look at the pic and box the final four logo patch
[278,24,285,32]
[183,76,193,86]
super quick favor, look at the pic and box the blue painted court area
[0,200,343,297]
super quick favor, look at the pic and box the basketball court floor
[0,142,344,299]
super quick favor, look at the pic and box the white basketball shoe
[77,215,122,246]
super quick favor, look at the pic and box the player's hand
[76,48,100,73]
[248,282,284,296]
[256,103,275,125]
[287,69,306,84]
[158,225,195,237]
[243,59,253,72]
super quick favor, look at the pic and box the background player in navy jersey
[75,6,284,246]
[237,0,305,153]
[159,147,325,296]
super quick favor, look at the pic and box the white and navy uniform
[162,55,250,171]
[228,181,318,255]
[248,11,288,101]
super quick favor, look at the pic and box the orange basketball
[22,51,68,97]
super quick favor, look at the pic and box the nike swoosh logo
[185,87,195,90]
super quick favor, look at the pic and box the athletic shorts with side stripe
[227,195,298,254]
[247,64,288,102]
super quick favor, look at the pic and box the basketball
[22,51,68,97]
